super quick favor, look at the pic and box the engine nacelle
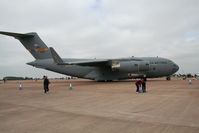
[111,61,149,73]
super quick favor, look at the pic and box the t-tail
[0,31,52,60]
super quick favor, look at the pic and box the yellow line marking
[28,48,49,52]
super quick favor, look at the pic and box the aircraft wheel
[166,77,171,80]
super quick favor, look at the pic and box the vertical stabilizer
[0,31,52,60]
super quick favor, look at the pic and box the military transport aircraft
[0,31,179,81]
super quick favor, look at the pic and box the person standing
[3,78,6,84]
[142,77,147,92]
[43,76,50,93]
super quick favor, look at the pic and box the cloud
[0,0,199,78]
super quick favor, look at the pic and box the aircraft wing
[59,59,110,66]
[49,47,142,67]
[49,47,110,66]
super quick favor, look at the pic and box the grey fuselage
[27,57,179,81]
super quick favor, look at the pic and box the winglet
[49,47,64,64]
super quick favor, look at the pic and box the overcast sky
[0,0,199,79]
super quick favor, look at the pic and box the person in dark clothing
[142,77,147,92]
[3,78,6,83]
[135,79,142,92]
[43,76,50,93]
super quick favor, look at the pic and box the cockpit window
[159,61,167,64]
[167,60,173,64]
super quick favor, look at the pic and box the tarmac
[0,78,199,133]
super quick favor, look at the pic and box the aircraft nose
[173,63,179,73]
[176,64,179,71]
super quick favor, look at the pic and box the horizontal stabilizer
[0,31,34,38]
